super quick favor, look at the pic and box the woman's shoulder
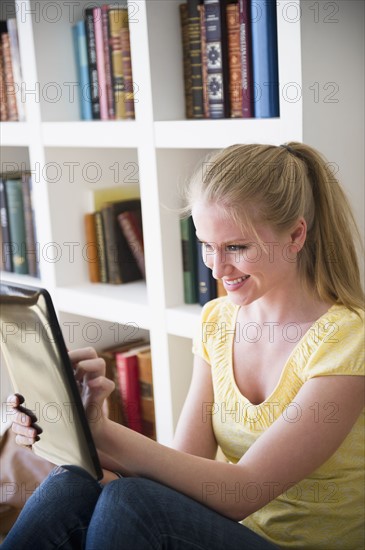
[200,296,238,324]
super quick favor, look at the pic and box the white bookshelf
[1,0,363,444]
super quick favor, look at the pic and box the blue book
[250,0,279,118]
[196,237,217,306]
[73,20,93,120]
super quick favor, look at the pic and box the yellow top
[193,298,364,550]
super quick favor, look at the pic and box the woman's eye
[226,244,248,252]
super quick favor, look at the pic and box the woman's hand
[9,347,115,448]
[69,347,115,442]
[8,393,42,447]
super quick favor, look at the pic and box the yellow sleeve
[191,297,227,364]
[299,308,364,380]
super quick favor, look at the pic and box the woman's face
[192,201,303,308]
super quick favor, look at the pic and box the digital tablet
[0,281,103,480]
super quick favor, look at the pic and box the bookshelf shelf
[1,122,31,146]
[54,282,150,329]
[1,0,363,446]
[42,121,141,148]
[154,119,303,149]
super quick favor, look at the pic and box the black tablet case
[0,282,103,480]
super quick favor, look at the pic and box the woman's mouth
[223,275,250,291]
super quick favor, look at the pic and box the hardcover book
[101,198,143,284]
[72,20,93,121]
[203,0,230,118]
[250,0,279,118]
[84,8,101,119]
[187,0,204,118]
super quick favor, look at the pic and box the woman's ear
[290,217,307,252]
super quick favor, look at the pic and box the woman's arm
[172,355,218,459]
[96,373,364,521]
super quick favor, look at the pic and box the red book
[238,0,253,117]
[115,344,150,433]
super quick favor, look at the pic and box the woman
[4,143,364,549]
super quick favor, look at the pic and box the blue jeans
[1,466,279,549]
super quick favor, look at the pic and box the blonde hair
[183,142,364,312]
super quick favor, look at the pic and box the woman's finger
[68,347,98,366]
[74,357,106,382]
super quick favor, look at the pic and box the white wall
[301,0,364,246]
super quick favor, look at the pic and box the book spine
[239,0,253,117]
[180,216,198,304]
[94,210,108,283]
[120,25,135,119]
[196,236,217,306]
[101,203,123,284]
[84,8,101,120]
[199,3,209,117]
[0,178,12,271]
[226,2,242,118]
[5,178,28,274]
[179,3,193,119]
[204,0,230,118]
[101,5,115,119]
[117,211,145,279]
[84,212,101,283]
[21,173,38,277]
[187,0,204,118]
[0,42,8,121]
[217,278,227,297]
[108,7,128,120]
[116,353,143,433]
[99,350,125,425]
[137,349,156,440]
[72,20,93,121]
[250,0,279,118]
[93,7,108,120]
[6,19,25,121]
[1,30,18,121]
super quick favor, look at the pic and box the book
[101,4,115,119]
[4,177,28,274]
[99,338,146,425]
[179,3,193,119]
[203,0,230,118]
[0,178,12,271]
[250,0,279,118]
[72,20,93,121]
[94,210,108,283]
[101,198,143,284]
[93,7,108,120]
[196,236,217,305]
[84,8,100,119]
[187,0,204,118]
[0,41,8,121]
[0,22,18,121]
[21,173,38,277]
[7,18,25,121]
[226,1,242,117]
[120,23,135,119]
[238,0,253,117]
[84,212,101,283]
[115,344,151,433]
[117,209,145,279]
[108,5,128,120]
[199,3,210,117]
[137,348,156,440]
[180,216,198,303]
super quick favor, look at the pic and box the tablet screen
[0,282,103,480]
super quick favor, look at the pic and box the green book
[180,216,198,304]
[5,178,29,274]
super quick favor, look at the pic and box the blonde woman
[5,143,364,549]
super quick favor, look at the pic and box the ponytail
[283,142,364,312]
